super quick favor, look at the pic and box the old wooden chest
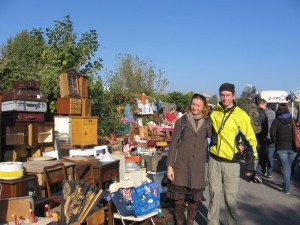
[57,98,82,115]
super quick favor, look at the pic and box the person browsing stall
[270,103,297,194]
[164,107,177,126]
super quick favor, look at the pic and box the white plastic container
[0,162,24,179]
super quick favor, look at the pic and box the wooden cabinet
[0,175,36,199]
[34,122,54,146]
[5,123,27,146]
[54,116,98,148]
[72,117,97,146]
[2,122,54,148]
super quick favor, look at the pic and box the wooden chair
[43,163,67,205]
[30,175,52,216]
[0,196,54,224]
[74,163,96,185]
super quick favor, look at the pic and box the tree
[209,94,218,105]
[160,91,191,112]
[88,76,123,136]
[0,30,45,90]
[107,54,169,96]
[0,15,103,114]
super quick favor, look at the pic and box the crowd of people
[166,82,299,225]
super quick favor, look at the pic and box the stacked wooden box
[0,80,54,161]
[57,69,91,116]
[55,70,98,149]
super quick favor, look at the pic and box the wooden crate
[57,98,81,115]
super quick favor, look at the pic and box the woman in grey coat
[166,94,212,225]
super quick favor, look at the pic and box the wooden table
[0,175,36,199]
[23,160,75,197]
[92,160,120,189]
[63,156,120,189]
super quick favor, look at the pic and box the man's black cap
[219,83,235,93]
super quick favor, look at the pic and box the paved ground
[195,160,300,225]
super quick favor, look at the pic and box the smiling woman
[166,93,212,225]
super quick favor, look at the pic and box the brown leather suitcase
[1,112,45,123]
[27,79,40,90]
[12,80,28,90]
[57,98,81,115]
[1,89,47,102]
[82,98,91,116]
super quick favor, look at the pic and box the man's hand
[245,172,252,177]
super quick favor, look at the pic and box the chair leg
[150,217,156,225]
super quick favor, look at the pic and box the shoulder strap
[178,114,187,141]
[174,115,187,164]
[218,108,235,134]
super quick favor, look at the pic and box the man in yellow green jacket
[207,83,257,225]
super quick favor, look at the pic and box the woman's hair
[276,103,289,116]
[189,93,209,116]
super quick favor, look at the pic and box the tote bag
[131,181,160,216]
[292,120,300,152]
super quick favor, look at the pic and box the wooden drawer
[82,117,97,125]
[57,98,81,115]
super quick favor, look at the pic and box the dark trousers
[256,140,268,176]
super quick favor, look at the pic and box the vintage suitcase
[1,100,47,112]
[1,89,47,102]
[1,112,45,123]
[27,79,40,90]
[12,79,28,90]
[82,98,91,116]
[57,98,81,115]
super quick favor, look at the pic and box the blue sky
[1,0,300,97]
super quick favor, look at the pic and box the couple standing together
[166,83,257,225]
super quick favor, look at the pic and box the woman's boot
[187,201,199,225]
[174,199,185,225]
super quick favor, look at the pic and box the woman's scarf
[186,111,204,132]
